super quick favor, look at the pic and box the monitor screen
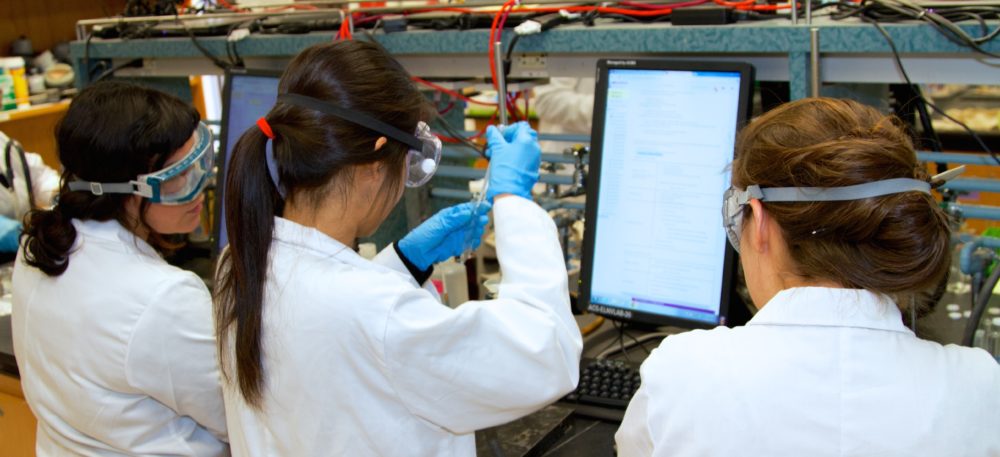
[580,60,753,329]
[214,70,281,256]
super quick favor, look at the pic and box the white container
[28,73,45,94]
[437,259,469,308]
[358,242,377,260]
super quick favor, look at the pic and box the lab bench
[0,314,36,457]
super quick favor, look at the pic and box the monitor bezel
[579,58,754,330]
[212,67,284,260]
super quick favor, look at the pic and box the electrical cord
[83,32,98,83]
[93,58,144,82]
[964,260,1000,347]
[866,18,999,163]
[434,112,487,156]
[172,11,232,70]
[411,76,498,107]
[596,327,671,360]
[834,0,1000,57]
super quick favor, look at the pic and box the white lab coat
[12,219,228,456]
[221,196,582,456]
[532,77,595,154]
[0,130,60,218]
[616,287,1000,457]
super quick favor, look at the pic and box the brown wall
[0,0,127,58]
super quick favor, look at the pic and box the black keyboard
[559,358,642,421]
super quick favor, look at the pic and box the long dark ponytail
[20,81,199,276]
[215,40,432,408]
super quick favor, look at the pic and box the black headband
[277,93,423,151]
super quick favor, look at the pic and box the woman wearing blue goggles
[17,81,227,456]
[69,121,214,206]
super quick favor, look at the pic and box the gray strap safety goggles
[722,166,963,253]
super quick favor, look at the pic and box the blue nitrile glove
[484,121,541,201]
[397,201,492,271]
[0,216,21,253]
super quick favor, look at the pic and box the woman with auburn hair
[616,98,1000,456]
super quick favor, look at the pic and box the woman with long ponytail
[215,40,581,456]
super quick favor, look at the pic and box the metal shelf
[70,17,1000,99]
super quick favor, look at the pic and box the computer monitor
[580,59,754,329]
[213,68,282,257]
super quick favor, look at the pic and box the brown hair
[214,40,431,408]
[731,97,951,309]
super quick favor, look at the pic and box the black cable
[594,324,626,359]
[622,326,650,355]
[964,263,1000,347]
[611,320,633,362]
[433,113,486,157]
[502,34,521,79]
[868,19,999,163]
[83,32,98,84]
[93,58,144,82]
[175,12,231,70]
[618,322,631,362]
[838,0,1000,58]
[912,87,944,154]
[225,18,263,69]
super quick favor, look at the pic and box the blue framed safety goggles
[277,93,441,188]
[69,122,215,205]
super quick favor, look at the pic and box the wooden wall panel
[0,0,126,58]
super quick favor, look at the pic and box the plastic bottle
[437,259,469,308]
[0,73,14,111]
[1,57,30,108]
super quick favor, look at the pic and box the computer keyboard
[559,358,642,421]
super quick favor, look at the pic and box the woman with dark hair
[615,98,1000,456]
[215,40,581,456]
[13,81,228,456]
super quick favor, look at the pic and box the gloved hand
[484,121,541,201]
[0,216,21,253]
[397,201,492,271]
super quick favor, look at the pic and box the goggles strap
[277,93,423,151]
[753,178,931,203]
[68,180,141,197]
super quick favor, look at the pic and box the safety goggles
[69,122,215,205]
[277,93,441,188]
[722,178,934,253]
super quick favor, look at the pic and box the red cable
[411,76,498,106]
[488,0,517,91]
[523,89,529,122]
[712,0,754,7]
[620,0,710,8]
[438,101,456,116]
[216,0,243,12]
[473,110,499,139]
